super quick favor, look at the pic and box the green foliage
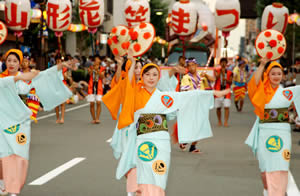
[149,0,169,38]
[149,0,169,58]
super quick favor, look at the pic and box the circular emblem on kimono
[138,141,158,162]
[255,29,286,61]
[4,124,20,134]
[161,95,174,108]
[266,135,283,152]
[283,90,293,101]
[16,133,27,145]
[152,160,167,175]
[282,149,290,161]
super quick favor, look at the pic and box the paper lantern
[79,0,104,29]
[255,29,286,61]
[46,0,72,32]
[5,0,31,31]
[124,0,150,28]
[215,0,240,33]
[171,0,197,36]
[197,2,215,36]
[261,3,289,34]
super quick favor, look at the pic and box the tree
[149,0,169,59]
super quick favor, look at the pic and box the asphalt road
[21,92,300,196]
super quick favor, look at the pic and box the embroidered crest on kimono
[138,141,158,161]
[161,95,174,108]
[266,135,283,152]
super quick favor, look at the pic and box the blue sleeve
[176,90,214,143]
[31,66,72,111]
[0,77,32,130]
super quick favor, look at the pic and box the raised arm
[114,55,124,83]
[127,49,136,83]
[253,57,269,85]
[14,70,40,82]
[56,59,79,71]
[168,65,186,78]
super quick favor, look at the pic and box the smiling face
[134,62,143,81]
[268,67,283,87]
[6,54,20,75]
[142,67,160,90]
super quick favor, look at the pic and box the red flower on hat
[139,23,147,29]
[121,42,130,50]
[258,42,265,49]
[277,34,283,41]
[121,29,127,36]
[133,43,141,52]
[111,27,117,34]
[129,29,138,41]
[266,52,273,59]
[264,31,271,37]
[269,40,277,48]
[113,48,119,55]
[112,36,118,44]
[107,38,113,46]
[278,47,284,54]
[143,32,151,40]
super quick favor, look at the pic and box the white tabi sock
[9,194,17,196]
[263,189,268,196]
[0,180,7,195]
[127,192,135,196]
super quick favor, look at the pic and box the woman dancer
[0,49,74,196]
[246,57,300,196]
[104,53,229,195]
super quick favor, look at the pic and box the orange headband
[5,49,23,64]
[265,61,283,76]
[140,63,161,77]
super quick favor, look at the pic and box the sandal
[179,143,187,151]
[190,149,202,154]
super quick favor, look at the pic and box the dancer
[0,49,74,196]
[232,59,247,112]
[87,55,105,124]
[179,57,215,153]
[20,55,40,123]
[104,53,229,195]
[54,55,66,124]
[246,57,300,196]
[103,52,183,196]
[214,58,232,127]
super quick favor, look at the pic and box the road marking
[29,158,86,185]
[287,170,300,195]
[37,103,89,121]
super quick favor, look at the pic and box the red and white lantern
[215,0,240,34]
[79,0,105,29]
[124,0,150,28]
[47,0,72,32]
[197,2,215,36]
[5,0,31,31]
[171,0,197,36]
[261,3,289,34]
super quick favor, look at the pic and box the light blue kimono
[246,85,300,172]
[110,72,178,160]
[116,90,214,190]
[0,66,72,160]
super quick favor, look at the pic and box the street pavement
[21,92,300,196]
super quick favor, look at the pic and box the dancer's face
[142,67,159,90]
[6,54,20,75]
[269,67,283,87]
[187,62,197,74]
[134,62,142,81]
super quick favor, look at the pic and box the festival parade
[0,0,300,195]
